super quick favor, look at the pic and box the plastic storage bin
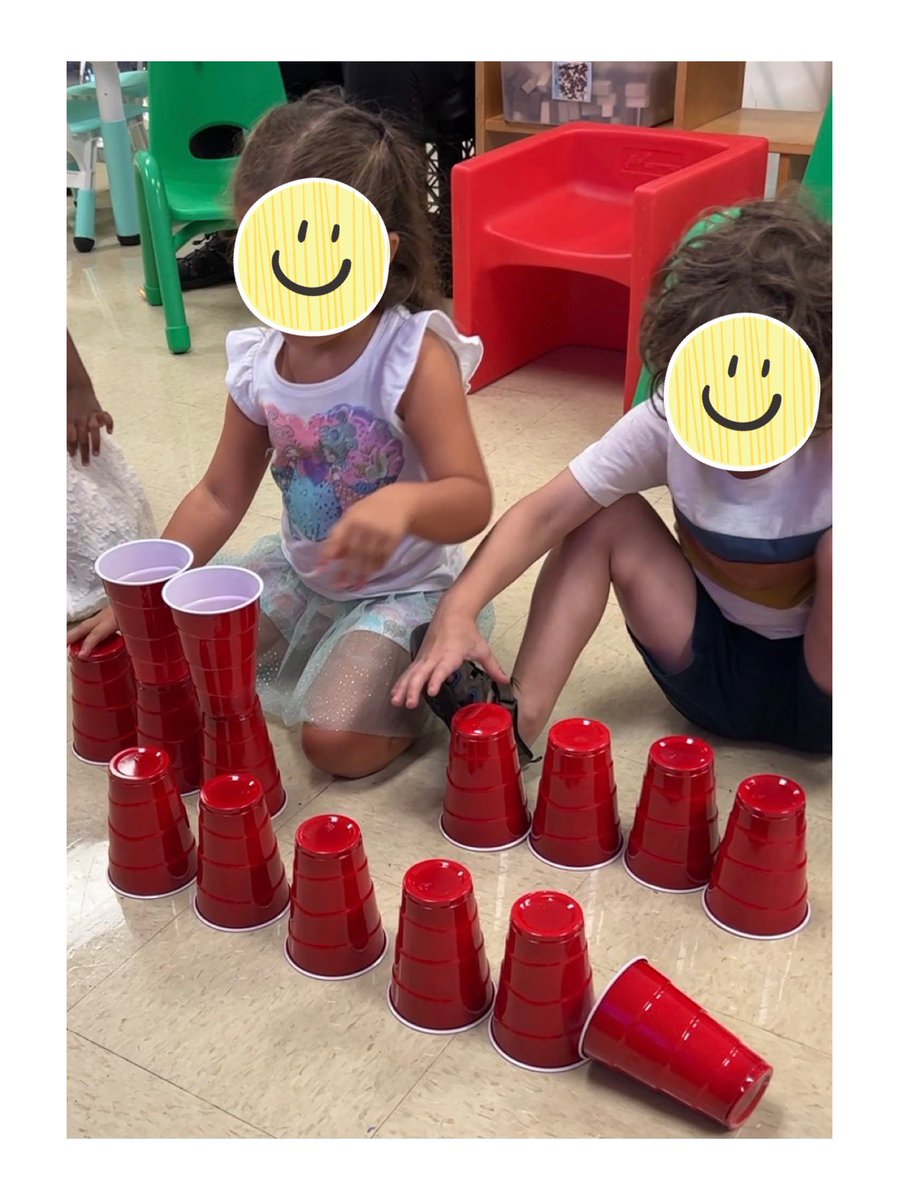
[501,62,677,128]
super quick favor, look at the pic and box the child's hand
[391,604,509,710]
[67,605,117,658]
[319,489,412,589]
[67,388,114,465]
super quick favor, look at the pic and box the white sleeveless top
[225,306,483,600]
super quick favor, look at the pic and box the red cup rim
[200,772,265,815]
[451,703,513,740]
[726,1066,774,1127]
[108,746,171,782]
[510,890,584,942]
[578,955,649,1058]
[296,813,361,857]
[96,538,194,586]
[69,633,127,663]
[547,718,611,756]
[648,735,714,776]
[162,565,263,616]
[402,858,472,906]
[736,774,806,819]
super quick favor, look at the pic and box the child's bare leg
[803,529,832,695]
[299,631,423,779]
[512,494,697,744]
[300,726,415,779]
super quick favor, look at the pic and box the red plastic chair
[452,123,769,406]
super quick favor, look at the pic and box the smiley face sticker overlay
[234,179,391,336]
[664,313,821,471]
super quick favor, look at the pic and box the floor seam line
[368,1037,459,1137]
[68,1031,274,1137]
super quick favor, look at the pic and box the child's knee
[574,493,655,550]
[299,723,407,779]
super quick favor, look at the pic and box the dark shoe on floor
[409,624,537,765]
[178,231,235,291]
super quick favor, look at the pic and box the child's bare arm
[391,467,600,708]
[67,331,114,465]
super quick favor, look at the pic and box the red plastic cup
[106,747,197,898]
[161,566,262,717]
[579,957,774,1129]
[387,859,493,1033]
[135,679,202,797]
[193,773,290,932]
[528,718,623,870]
[95,539,194,685]
[441,704,530,851]
[201,699,286,818]
[284,814,387,980]
[702,775,810,940]
[489,890,595,1072]
[70,634,137,766]
[624,736,719,893]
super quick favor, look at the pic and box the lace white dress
[67,437,155,623]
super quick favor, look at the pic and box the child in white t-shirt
[395,199,832,755]
[68,92,493,779]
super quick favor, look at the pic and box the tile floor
[66,197,831,1139]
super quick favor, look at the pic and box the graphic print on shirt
[264,402,405,542]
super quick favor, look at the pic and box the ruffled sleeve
[225,327,270,424]
[380,308,484,418]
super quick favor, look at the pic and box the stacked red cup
[703,775,811,940]
[388,859,493,1033]
[529,718,623,870]
[95,539,201,796]
[441,704,530,851]
[579,957,774,1130]
[106,746,197,898]
[194,773,290,932]
[70,633,137,766]
[161,566,286,818]
[489,890,595,1072]
[285,814,388,979]
[624,736,719,893]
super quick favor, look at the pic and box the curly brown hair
[232,88,442,314]
[640,196,832,431]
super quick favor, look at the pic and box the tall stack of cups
[161,565,286,818]
[95,540,202,796]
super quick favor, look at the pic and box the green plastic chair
[800,94,832,222]
[135,62,286,354]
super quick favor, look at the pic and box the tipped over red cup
[702,775,810,940]
[441,704,530,851]
[624,736,719,893]
[529,718,623,870]
[388,859,493,1033]
[106,746,197,898]
[95,539,194,685]
[579,957,774,1130]
[162,566,263,717]
[70,634,137,766]
[193,773,290,932]
[201,700,286,818]
[489,890,594,1072]
[285,814,388,979]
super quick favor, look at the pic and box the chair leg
[134,150,191,354]
[73,188,96,252]
[134,161,161,306]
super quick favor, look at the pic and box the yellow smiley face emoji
[664,314,820,471]
[234,179,391,336]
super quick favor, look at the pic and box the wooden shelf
[692,107,822,156]
[485,114,674,137]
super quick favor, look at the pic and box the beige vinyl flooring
[66,194,831,1139]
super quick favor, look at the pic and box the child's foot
[409,624,538,766]
[178,232,235,291]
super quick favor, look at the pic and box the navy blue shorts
[627,582,831,754]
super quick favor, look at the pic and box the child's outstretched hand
[391,604,510,711]
[67,402,114,465]
[319,488,412,590]
[67,605,117,658]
